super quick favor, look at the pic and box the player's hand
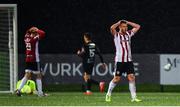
[101,63,107,70]
[77,50,81,55]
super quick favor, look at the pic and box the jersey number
[89,49,95,57]
[26,43,31,51]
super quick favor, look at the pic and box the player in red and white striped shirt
[16,27,46,97]
[106,20,142,102]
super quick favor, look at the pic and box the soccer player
[77,32,106,95]
[105,20,142,102]
[16,79,36,94]
[16,27,46,97]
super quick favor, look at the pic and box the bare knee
[36,73,42,79]
[128,74,135,82]
[25,72,31,79]
[112,76,121,83]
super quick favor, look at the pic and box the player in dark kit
[16,27,46,97]
[77,33,106,95]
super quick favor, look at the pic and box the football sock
[36,79,43,95]
[85,79,91,92]
[107,80,117,96]
[129,81,136,99]
[18,76,28,90]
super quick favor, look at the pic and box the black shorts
[114,62,135,76]
[25,62,41,72]
[83,63,94,75]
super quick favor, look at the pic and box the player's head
[83,32,92,43]
[28,27,38,37]
[119,20,128,33]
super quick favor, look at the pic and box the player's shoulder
[88,42,96,45]
[127,30,132,34]
[88,42,96,47]
[127,30,134,36]
[113,32,119,37]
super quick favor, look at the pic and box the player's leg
[89,78,99,85]
[87,63,105,92]
[99,81,105,93]
[106,76,121,102]
[83,63,93,95]
[87,64,98,85]
[35,72,44,96]
[107,76,120,95]
[127,62,142,102]
[83,72,92,95]
[16,71,31,96]
[88,78,105,93]
[84,72,105,93]
[34,62,46,97]
[16,62,32,96]
[127,74,141,102]
[106,62,122,102]
[128,74,136,99]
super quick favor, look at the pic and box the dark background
[1,0,180,54]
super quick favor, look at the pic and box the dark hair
[83,32,92,40]
[120,20,127,24]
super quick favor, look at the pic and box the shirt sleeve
[128,30,135,37]
[96,46,104,63]
[33,29,45,40]
[77,46,85,57]
[37,29,45,39]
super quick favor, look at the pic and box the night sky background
[1,0,180,54]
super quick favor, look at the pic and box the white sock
[129,81,136,99]
[107,80,117,96]
[36,79,43,95]
[18,77,28,90]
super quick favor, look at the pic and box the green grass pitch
[0,92,180,106]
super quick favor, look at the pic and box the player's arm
[126,21,141,34]
[96,47,104,63]
[110,21,121,36]
[36,29,45,39]
[77,47,85,57]
[96,46,106,69]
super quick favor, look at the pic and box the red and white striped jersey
[114,30,134,62]
[24,30,45,62]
